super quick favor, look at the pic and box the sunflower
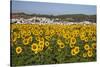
[80,34,85,40]
[45,36,51,41]
[50,29,55,35]
[34,30,39,36]
[27,30,31,36]
[20,33,25,39]
[12,32,17,42]
[38,41,44,48]
[31,43,38,54]
[92,43,96,49]
[57,39,62,45]
[23,39,29,45]
[16,47,22,54]
[12,37,17,42]
[63,34,70,39]
[13,32,17,37]
[45,41,49,47]
[84,37,88,42]
[65,39,69,44]
[39,37,44,42]
[88,31,92,37]
[84,44,90,50]
[17,33,21,38]
[59,43,65,49]
[45,30,50,36]
[92,36,96,41]
[87,51,93,57]
[70,37,76,45]
[39,30,43,35]
[83,52,87,58]
[38,45,43,51]
[88,48,93,52]
[74,46,80,54]
[69,43,75,48]
[36,36,40,41]
[28,36,33,43]
[71,49,76,56]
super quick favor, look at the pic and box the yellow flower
[88,48,93,52]
[87,51,93,57]
[92,36,96,41]
[83,52,87,58]
[17,32,21,38]
[70,37,76,44]
[31,43,38,54]
[80,35,85,40]
[38,41,44,48]
[71,49,76,56]
[57,39,62,44]
[39,30,43,35]
[69,44,75,48]
[12,32,17,42]
[84,44,90,50]
[39,37,44,42]
[36,36,40,41]
[28,36,33,43]
[92,43,96,49]
[23,39,29,45]
[16,47,22,54]
[27,30,31,36]
[59,43,65,49]
[84,37,88,42]
[63,34,70,39]
[65,39,69,44]
[50,29,55,35]
[45,41,49,47]
[38,45,43,51]
[34,30,39,36]
[70,33,76,38]
[12,37,17,42]
[45,30,50,36]
[45,36,51,41]
[74,46,80,54]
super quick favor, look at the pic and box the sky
[11,0,96,15]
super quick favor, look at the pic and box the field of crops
[11,23,96,66]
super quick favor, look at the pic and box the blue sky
[11,0,96,15]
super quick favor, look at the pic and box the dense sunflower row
[11,23,96,66]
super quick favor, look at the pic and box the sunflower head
[38,45,44,51]
[23,39,29,45]
[39,37,44,42]
[74,46,80,54]
[92,36,96,41]
[70,37,76,45]
[69,44,75,48]
[39,41,44,47]
[84,37,88,42]
[83,52,87,58]
[57,39,62,44]
[31,43,38,54]
[65,39,69,44]
[87,51,93,57]
[92,43,96,49]
[28,36,33,43]
[16,47,22,55]
[71,49,76,56]
[84,44,90,50]
[59,43,65,49]
[45,41,49,47]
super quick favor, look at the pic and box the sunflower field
[11,23,96,66]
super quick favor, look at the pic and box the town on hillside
[11,13,96,25]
